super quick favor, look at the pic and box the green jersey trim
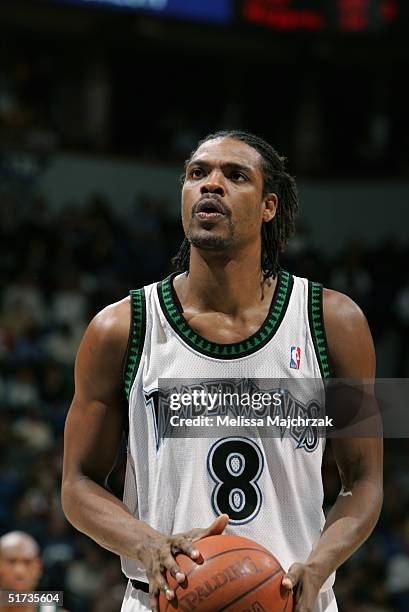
[123,288,146,399]
[157,270,294,360]
[308,281,331,379]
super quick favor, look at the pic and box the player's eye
[190,167,205,179]
[230,171,247,182]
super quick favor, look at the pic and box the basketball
[159,534,292,612]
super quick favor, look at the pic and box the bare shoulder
[322,288,375,377]
[74,296,131,399]
[87,295,131,349]
[322,288,368,332]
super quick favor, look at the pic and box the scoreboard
[242,0,400,32]
[47,0,401,31]
[50,0,234,23]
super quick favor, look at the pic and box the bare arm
[61,298,156,558]
[283,289,383,610]
[61,298,228,611]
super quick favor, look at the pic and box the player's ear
[262,193,278,223]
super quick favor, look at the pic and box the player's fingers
[149,574,175,611]
[204,514,230,537]
[176,515,230,562]
[192,514,230,541]
[171,536,202,562]
[293,577,318,612]
[282,562,304,590]
[157,575,175,601]
[292,587,302,612]
[162,553,186,583]
[294,594,312,612]
[171,515,229,562]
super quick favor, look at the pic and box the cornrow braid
[172,130,299,279]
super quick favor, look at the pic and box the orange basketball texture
[159,534,293,612]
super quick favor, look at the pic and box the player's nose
[200,171,225,197]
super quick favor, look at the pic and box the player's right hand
[137,514,229,612]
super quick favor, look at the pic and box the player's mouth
[194,198,226,221]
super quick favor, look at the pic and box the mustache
[191,195,231,218]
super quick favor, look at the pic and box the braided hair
[172,130,299,279]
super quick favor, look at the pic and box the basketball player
[61,131,383,611]
[0,531,63,612]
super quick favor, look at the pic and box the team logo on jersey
[145,379,323,454]
[290,346,301,369]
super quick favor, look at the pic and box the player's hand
[282,562,323,612]
[138,514,229,612]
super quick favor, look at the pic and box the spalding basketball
[159,534,292,612]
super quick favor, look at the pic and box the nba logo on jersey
[290,346,301,369]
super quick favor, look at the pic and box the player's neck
[178,246,276,315]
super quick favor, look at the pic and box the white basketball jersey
[121,270,334,592]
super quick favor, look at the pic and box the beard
[187,217,236,251]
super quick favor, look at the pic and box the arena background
[1,1,409,610]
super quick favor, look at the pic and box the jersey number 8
[207,437,264,525]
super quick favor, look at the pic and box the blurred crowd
[1,190,409,611]
[1,37,409,179]
[0,48,209,162]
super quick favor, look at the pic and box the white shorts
[120,579,338,611]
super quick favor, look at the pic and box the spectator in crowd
[0,531,47,611]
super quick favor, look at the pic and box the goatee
[187,232,236,251]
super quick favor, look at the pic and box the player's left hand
[281,562,323,612]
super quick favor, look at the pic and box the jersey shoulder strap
[123,288,147,399]
[308,281,331,379]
